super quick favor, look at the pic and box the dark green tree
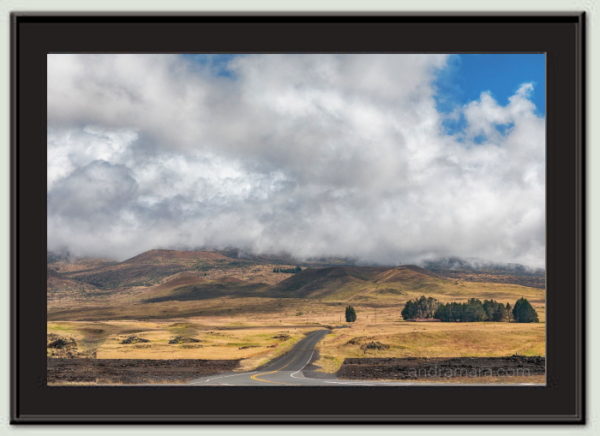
[273,266,303,273]
[435,299,493,322]
[401,300,416,320]
[434,303,448,321]
[463,298,486,322]
[345,305,357,322]
[512,297,539,323]
[492,304,509,322]
[401,296,439,320]
[435,302,462,321]
[483,299,510,321]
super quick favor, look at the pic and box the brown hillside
[372,266,450,293]
[57,250,236,290]
[122,249,231,265]
[48,257,116,274]
[270,266,386,298]
[47,275,102,302]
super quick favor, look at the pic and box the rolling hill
[47,249,546,376]
[54,249,240,290]
[268,265,450,300]
[424,257,546,288]
[122,249,231,266]
[47,249,546,321]
[270,266,383,298]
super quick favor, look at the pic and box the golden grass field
[48,293,545,374]
[313,315,545,373]
[48,254,546,378]
[48,319,316,371]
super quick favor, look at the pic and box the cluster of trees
[434,299,511,322]
[401,295,539,323]
[400,296,439,320]
[345,305,357,322]
[272,266,302,273]
[341,297,538,324]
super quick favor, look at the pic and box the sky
[47,53,546,267]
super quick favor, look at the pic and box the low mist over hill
[49,249,545,293]
[423,257,545,289]
[47,248,545,321]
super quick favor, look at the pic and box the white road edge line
[290,350,315,379]
[192,330,325,384]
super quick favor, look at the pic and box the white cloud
[47,54,545,267]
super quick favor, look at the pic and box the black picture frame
[11,12,585,424]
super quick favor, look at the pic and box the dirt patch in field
[47,334,96,358]
[168,336,201,344]
[120,335,150,344]
[47,358,240,384]
[360,341,390,351]
[337,356,545,380]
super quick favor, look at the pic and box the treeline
[272,266,302,273]
[401,296,539,323]
[400,296,439,320]
[435,299,511,322]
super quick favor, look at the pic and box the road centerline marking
[249,331,325,384]
[250,358,295,384]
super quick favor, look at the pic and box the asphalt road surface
[190,329,335,386]
[189,329,543,386]
[189,329,434,386]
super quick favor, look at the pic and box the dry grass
[48,302,546,375]
[314,316,545,373]
[48,266,545,379]
[47,319,316,371]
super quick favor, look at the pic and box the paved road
[189,329,541,386]
[189,329,429,386]
[190,329,335,386]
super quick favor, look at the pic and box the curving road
[190,329,333,386]
[189,329,425,386]
[189,329,541,386]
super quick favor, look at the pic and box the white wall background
[0,1,596,435]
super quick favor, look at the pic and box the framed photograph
[11,13,584,423]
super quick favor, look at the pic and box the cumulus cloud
[47,54,545,267]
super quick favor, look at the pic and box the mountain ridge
[47,248,546,300]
